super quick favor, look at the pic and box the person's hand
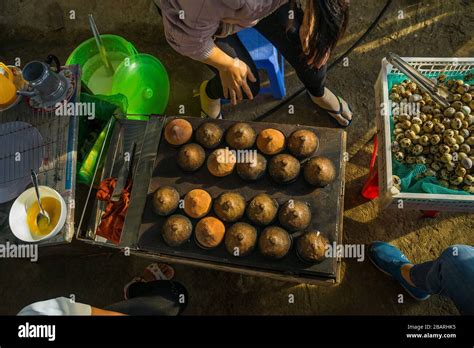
[218,58,257,105]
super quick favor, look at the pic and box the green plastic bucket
[66,35,137,95]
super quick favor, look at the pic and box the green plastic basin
[66,35,138,95]
[111,53,170,119]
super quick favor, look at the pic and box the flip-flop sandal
[145,262,175,281]
[123,263,176,300]
[316,95,353,128]
[201,109,223,119]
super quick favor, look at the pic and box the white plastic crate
[375,57,474,212]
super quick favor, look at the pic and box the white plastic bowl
[9,186,67,242]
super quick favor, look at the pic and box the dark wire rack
[0,65,80,246]
[0,111,69,186]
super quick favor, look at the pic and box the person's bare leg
[200,80,221,118]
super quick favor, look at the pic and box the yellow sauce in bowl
[26,197,61,236]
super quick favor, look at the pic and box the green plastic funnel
[111,54,170,120]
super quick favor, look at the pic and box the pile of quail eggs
[390,75,474,194]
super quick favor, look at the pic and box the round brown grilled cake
[225,222,257,257]
[207,148,236,177]
[195,122,223,149]
[164,118,193,146]
[236,153,267,181]
[256,128,286,155]
[296,230,329,263]
[177,143,206,172]
[183,189,212,219]
[246,193,279,226]
[287,129,319,158]
[258,226,292,259]
[213,192,246,222]
[162,214,193,247]
[225,122,256,149]
[152,186,180,216]
[303,156,336,187]
[268,154,301,184]
[278,199,312,232]
[195,216,226,249]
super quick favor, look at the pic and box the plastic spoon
[88,14,115,76]
[30,170,50,227]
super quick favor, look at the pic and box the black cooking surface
[138,117,345,279]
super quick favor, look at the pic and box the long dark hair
[289,0,350,67]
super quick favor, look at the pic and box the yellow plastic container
[0,63,17,109]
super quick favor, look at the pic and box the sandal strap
[146,263,175,281]
[201,109,223,119]
[309,91,353,127]
[317,95,344,115]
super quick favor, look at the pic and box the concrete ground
[0,0,473,315]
